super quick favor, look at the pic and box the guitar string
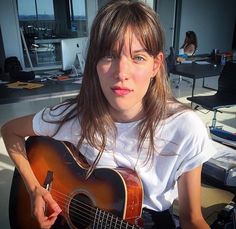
[48,188,141,229]
[54,192,138,229]
[54,192,97,222]
[55,197,138,229]
[52,188,140,215]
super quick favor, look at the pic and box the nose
[115,56,129,81]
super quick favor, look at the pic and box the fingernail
[56,206,62,213]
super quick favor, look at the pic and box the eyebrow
[109,48,147,55]
[132,49,147,53]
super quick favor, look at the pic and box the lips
[111,86,133,96]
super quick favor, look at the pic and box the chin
[110,100,141,113]
[111,103,131,112]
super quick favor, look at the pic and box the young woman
[181,31,198,56]
[1,1,215,228]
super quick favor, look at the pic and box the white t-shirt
[33,104,216,212]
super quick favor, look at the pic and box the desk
[170,62,223,97]
[34,38,62,45]
[0,79,80,105]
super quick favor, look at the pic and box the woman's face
[96,29,163,122]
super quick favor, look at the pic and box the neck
[109,108,144,123]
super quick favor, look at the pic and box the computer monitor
[61,37,87,73]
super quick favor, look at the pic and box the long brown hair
[181,30,198,52]
[45,0,187,170]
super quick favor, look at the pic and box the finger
[33,207,48,223]
[39,215,58,229]
[43,192,62,214]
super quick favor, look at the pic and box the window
[17,0,36,20]
[69,0,87,33]
[17,0,55,21]
[70,0,86,21]
[36,0,55,20]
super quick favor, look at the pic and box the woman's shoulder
[33,101,79,142]
[175,110,204,125]
[174,109,200,119]
[43,101,77,117]
[165,110,206,134]
[159,110,212,153]
[33,101,78,127]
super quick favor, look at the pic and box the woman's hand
[31,186,62,229]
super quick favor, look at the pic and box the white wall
[157,0,176,54]
[179,0,236,53]
[0,0,24,66]
[143,0,155,8]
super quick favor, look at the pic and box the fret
[114,216,118,228]
[105,212,110,228]
[109,215,113,229]
[119,219,123,229]
[96,209,102,229]
[93,208,99,229]
[100,210,105,228]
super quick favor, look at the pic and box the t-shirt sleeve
[33,107,60,137]
[174,112,217,180]
[32,103,79,143]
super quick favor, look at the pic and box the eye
[103,55,113,61]
[133,55,145,62]
[102,52,119,62]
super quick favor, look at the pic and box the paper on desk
[0,80,9,84]
[195,61,210,65]
[6,81,44,89]
[182,60,193,64]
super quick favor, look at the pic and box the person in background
[180,30,198,56]
[1,1,215,229]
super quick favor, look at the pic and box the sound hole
[69,193,94,228]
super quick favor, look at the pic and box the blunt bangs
[93,1,164,62]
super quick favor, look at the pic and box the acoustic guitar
[9,136,144,229]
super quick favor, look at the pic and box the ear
[152,52,163,76]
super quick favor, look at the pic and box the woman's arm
[177,165,210,229]
[1,115,39,192]
[1,115,61,228]
[184,44,196,55]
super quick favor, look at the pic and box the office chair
[187,61,236,128]
[165,46,176,78]
[167,46,196,88]
[165,47,187,88]
[174,47,198,88]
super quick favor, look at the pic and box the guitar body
[9,136,143,229]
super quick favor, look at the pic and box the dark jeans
[142,208,177,229]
